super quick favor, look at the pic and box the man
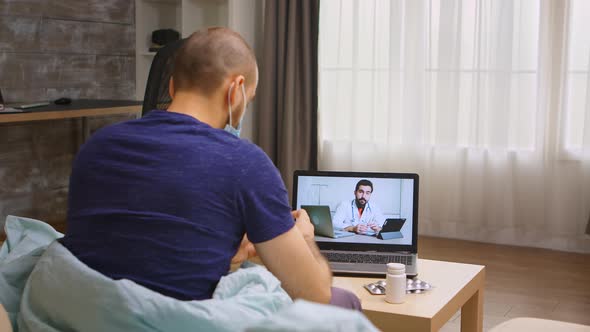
[60,27,359,309]
[333,180,385,235]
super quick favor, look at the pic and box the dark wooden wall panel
[41,20,134,55]
[0,17,39,51]
[1,53,97,89]
[0,0,43,17]
[44,0,133,24]
[25,54,134,89]
[0,0,137,232]
[2,85,135,103]
[0,0,133,24]
[0,17,133,54]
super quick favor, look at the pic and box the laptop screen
[293,170,419,253]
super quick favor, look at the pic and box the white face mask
[224,83,247,138]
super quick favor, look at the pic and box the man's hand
[255,210,332,303]
[292,209,315,241]
[230,235,257,265]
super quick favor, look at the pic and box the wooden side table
[333,259,485,332]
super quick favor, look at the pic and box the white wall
[295,176,415,219]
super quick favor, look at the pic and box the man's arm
[254,210,332,304]
[230,235,257,266]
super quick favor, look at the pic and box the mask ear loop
[241,83,247,117]
[227,82,235,128]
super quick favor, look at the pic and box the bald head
[172,27,257,95]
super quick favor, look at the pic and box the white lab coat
[332,199,386,230]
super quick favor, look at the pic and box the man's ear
[228,76,246,106]
[169,77,175,99]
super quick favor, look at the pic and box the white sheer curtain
[318,0,590,253]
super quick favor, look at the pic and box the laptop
[293,170,419,277]
[0,88,25,114]
[300,205,355,239]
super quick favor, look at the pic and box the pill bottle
[385,263,406,304]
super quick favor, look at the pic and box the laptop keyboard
[323,252,413,266]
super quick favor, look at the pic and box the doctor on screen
[332,179,386,235]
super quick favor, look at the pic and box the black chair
[142,38,186,116]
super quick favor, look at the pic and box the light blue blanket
[0,216,379,332]
[0,215,63,328]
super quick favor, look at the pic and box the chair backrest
[0,87,5,111]
[142,39,186,116]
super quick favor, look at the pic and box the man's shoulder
[89,116,140,138]
[234,140,273,163]
[79,120,129,149]
[232,141,284,188]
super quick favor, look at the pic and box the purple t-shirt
[61,110,294,300]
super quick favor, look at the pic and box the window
[319,0,585,151]
[562,0,590,152]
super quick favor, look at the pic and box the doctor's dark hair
[355,180,373,192]
[172,27,257,95]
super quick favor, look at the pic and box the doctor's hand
[231,235,257,265]
[368,223,381,232]
[292,209,315,242]
[355,224,368,234]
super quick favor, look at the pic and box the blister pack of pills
[364,278,433,295]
